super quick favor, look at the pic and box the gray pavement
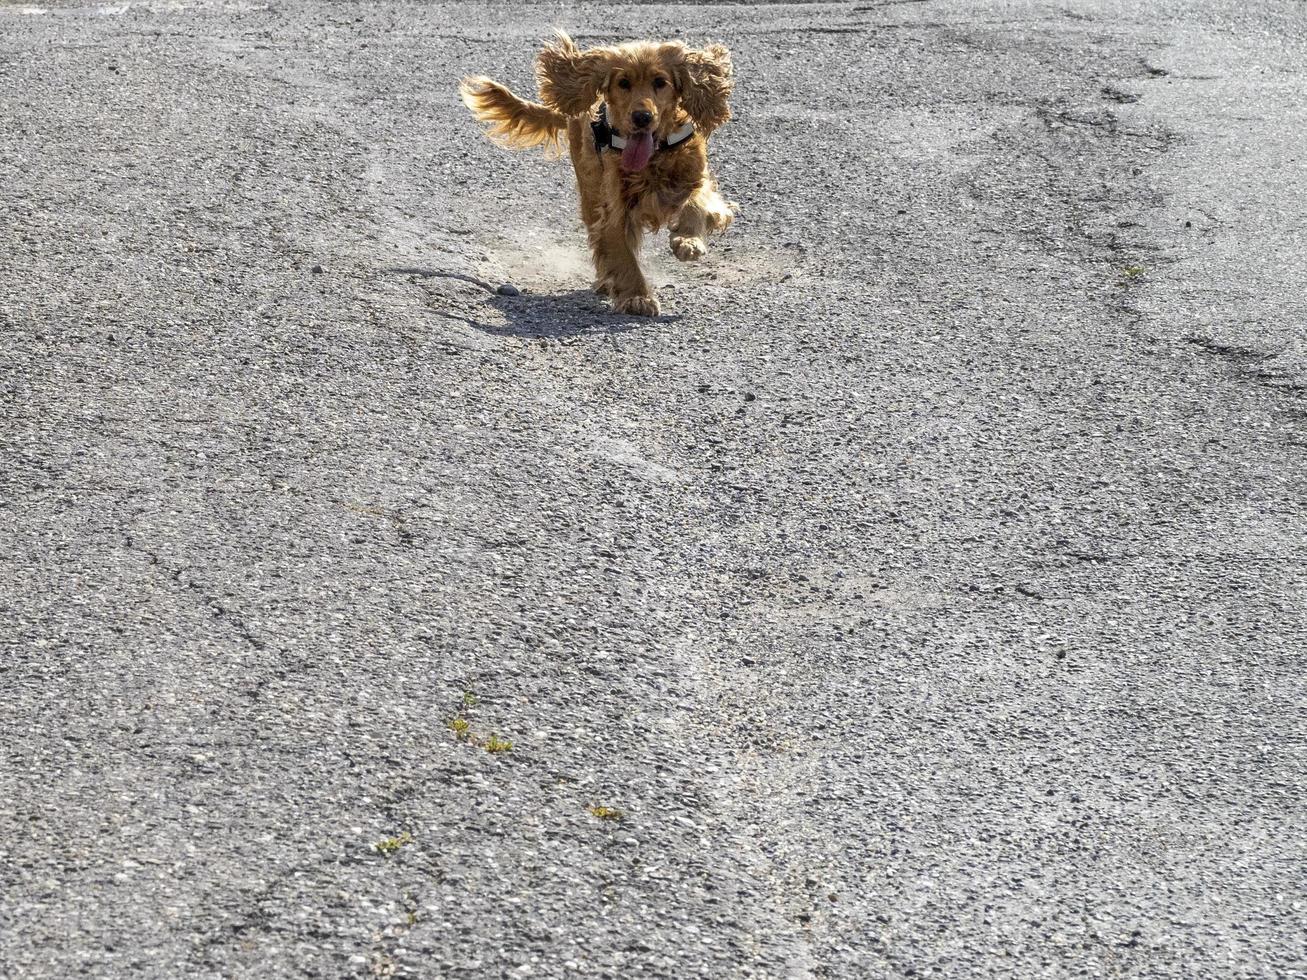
[2,1,1305,977]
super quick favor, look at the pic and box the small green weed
[484,735,513,754]
[1121,264,1146,280]
[373,832,413,856]
[449,717,471,739]
[588,805,625,822]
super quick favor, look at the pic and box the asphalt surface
[2,1,1305,977]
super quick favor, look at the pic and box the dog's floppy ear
[536,31,613,116]
[665,42,734,134]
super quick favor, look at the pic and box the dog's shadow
[484,289,681,338]
[388,267,681,339]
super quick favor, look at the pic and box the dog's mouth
[620,131,655,173]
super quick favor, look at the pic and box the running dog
[460,33,736,316]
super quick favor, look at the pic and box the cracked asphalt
[2,1,1305,977]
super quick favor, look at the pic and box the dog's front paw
[613,294,661,317]
[670,235,707,262]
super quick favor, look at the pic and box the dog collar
[591,103,695,156]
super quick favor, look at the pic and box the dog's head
[537,33,733,170]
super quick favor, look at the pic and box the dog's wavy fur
[461,32,737,316]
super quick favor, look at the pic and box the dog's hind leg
[670,180,737,261]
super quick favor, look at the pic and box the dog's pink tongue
[621,132,655,172]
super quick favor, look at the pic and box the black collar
[591,103,696,156]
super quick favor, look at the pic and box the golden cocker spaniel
[460,33,736,316]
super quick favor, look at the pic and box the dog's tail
[460,77,567,154]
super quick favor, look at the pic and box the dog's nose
[631,110,653,129]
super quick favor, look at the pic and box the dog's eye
[653,77,668,90]
[617,78,631,90]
